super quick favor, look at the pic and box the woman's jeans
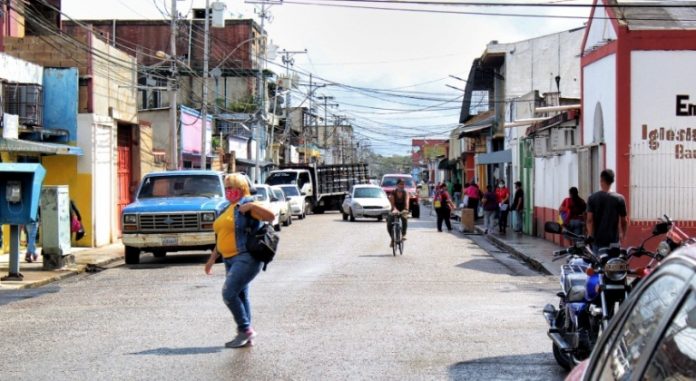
[567,220,585,236]
[483,210,496,233]
[222,252,263,332]
[25,222,38,255]
[498,210,509,232]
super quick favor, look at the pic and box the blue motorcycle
[542,220,671,370]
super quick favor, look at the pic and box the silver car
[279,184,307,219]
[341,184,391,222]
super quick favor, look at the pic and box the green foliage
[225,95,257,113]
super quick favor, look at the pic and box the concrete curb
[1,247,124,290]
[475,227,553,275]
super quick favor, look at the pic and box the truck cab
[380,174,420,218]
[120,170,229,264]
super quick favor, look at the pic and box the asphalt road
[0,210,566,381]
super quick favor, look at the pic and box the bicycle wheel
[399,236,404,255]
[392,224,399,256]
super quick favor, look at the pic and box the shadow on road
[456,258,519,275]
[358,254,398,258]
[130,346,223,356]
[448,352,566,381]
[0,285,61,306]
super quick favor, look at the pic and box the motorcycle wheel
[552,309,573,371]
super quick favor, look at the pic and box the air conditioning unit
[534,135,548,156]
[550,127,577,151]
[3,83,43,126]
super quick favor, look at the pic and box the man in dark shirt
[512,181,524,233]
[586,169,628,249]
[387,179,409,247]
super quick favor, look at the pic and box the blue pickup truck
[120,170,230,264]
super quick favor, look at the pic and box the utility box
[0,163,46,225]
[40,186,73,269]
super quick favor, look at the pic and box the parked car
[278,184,307,219]
[253,184,282,231]
[341,184,391,222]
[270,185,292,227]
[120,170,229,264]
[566,242,696,381]
[380,174,420,218]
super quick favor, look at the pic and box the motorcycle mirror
[544,221,562,234]
[653,221,671,236]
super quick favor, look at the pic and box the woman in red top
[559,187,587,236]
[495,180,510,234]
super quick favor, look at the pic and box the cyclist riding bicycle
[387,179,409,247]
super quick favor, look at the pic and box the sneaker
[402,235,407,241]
[25,253,34,263]
[225,329,255,348]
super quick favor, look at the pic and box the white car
[278,184,307,219]
[341,184,391,222]
[270,185,292,227]
[253,184,282,231]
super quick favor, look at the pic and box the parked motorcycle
[629,215,690,284]
[543,219,674,370]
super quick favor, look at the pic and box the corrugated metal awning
[458,124,491,139]
[476,149,512,165]
[0,138,83,156]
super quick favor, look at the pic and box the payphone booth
[0,163,46,281]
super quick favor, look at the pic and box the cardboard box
[461,208,475,232]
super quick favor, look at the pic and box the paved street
[0,212,565,381]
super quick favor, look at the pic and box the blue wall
[43,68,79,143]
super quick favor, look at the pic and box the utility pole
[168,0,178,170]
[317,95,337,150]
[254,3,272,183]
[280,48,306,162]
[199,0,210,169]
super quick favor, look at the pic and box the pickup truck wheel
[304,201,312,215]
[342,212,348,221]
[152,250,167,258]
[283,215,290,226]
[349,209,356,222]
[125,246,140,265]
[300,212,306,220]
[274,223,281,232]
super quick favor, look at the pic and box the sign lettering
[640,95,696,159]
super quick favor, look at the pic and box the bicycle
[390,210,408,256]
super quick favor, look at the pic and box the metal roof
[613,0,696,30]
[0,138,83,156]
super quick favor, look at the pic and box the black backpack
[244,213,279,271]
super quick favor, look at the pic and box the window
[281,186,300,196]
[299,173,311,190]
[354,187,385,199]
[138,175,222,198]
[643,292,696,380]
[595,275,686,381]
[255,187,268,201]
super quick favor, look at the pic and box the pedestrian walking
[559,187,587,236]
[482,185,498,234]
[496,180,510,234]
[512,181,524,233]
[24,220,39,263]
[204,173,275,348]
[465,182,481,219]
[453,180,462,208]
[586,169,627,251]
[434,183,454,232]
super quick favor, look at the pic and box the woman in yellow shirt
[204,173,274,348]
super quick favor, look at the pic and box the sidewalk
[472,222,563,276]
[0,243,124,290]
